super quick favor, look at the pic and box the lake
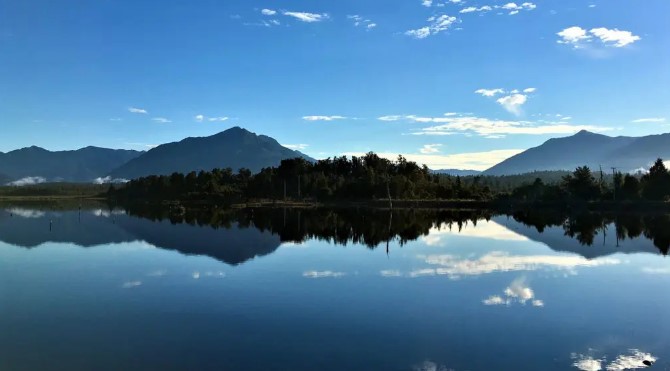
[0,205,668,370]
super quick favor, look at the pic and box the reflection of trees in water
[511,209,670,254]
[124,206,494,248]
[124,205,670,255]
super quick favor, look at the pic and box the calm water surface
[0,206,668,371]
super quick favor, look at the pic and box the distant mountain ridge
[0,146,142,183]
[484,130,670,175]
[109,127,315,179]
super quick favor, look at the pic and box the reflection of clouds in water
[572,350,656,370]
[422,252,620,277]
[191,271,225,279]
[204,271,225,278]
[641,267,670,275]
[606,350,656,370]
[483,277,544,307]
[303,270,346,278]
[91,209,126,217]
[380,252,618,279]
[147,270,167,277]
[380,270,402,277]
[573,356,603,371]
[421,220,528,246]
[121,281,142,288]
[412,360,454,371]
[7,208,46,218]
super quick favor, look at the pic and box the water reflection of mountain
[0,208,281,265]
[1,206,669,263]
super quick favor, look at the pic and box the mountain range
[1,128,669,184]
[0,127,312,184]
[484,130,670,175]
[0,146,142,183]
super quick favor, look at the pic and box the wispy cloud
[496,93,528,115]
[261,8,277,16]
[420,144,443,154]
[152,117,171,123]
[195,114,229,122]
[632,117,666,123]
[475,88,505,97]
[128,107,148,114]
[557,26,641,48]
[476,88,537,115]
[347,15,376,30]
[380,114,611,138]
[406,14,459,39]
[303,115,347,121]
[283,11,329,23]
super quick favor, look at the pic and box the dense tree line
[109,154,670,205]
[507,158,670,203]
[109,153,493,203]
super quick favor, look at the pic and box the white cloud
[590,27,641,47]
[7,176,47,186]
[407,114,611,137]
[378,115,405,121]
[523,87,537,93]
[496,93,528,115]
[283,11,329,23]
[303,270,346,278]
[283,144,309,150]
[420,144,443,154]
[422,0,433,7]
[406,14,459,39]
[557,26,640,48]
[341,149,523,171]
[303,115,347,121]
[207,116,229,122]
[485,278,542,307]
[460,5,492,13]
[152,117,171,123]
[632,117,666,123]
[7,208,45,218]
[128,107,147,114]
[261,8,276,16]
[475,88,505,97]
[195,114,228,122]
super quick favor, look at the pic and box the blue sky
[1,0,668,169]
